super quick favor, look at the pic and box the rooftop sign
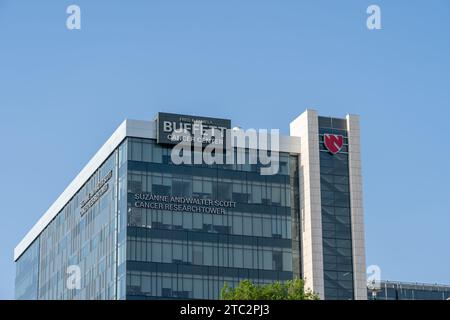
[156,112,231,145]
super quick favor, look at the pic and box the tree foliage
[220,278,319,300]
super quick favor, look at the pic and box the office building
[14,110,366,300]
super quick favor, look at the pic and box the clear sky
[1,0,449,299]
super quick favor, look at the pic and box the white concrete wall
[346,115,367,300]
[290,109,325,299]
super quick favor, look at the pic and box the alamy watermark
[66,5,81,30]
[66,265,81,290]
[367,265,382,299]
[170,126,281,176]
[367,5,382,30]
[65,5,382,32]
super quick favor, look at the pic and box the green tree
[220,278,319,300]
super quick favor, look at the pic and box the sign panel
[157,112,231,145]
[80,170,113,215]
[324,134,344,154]
[133,193,236,215]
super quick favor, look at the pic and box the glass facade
[15,144,128,300]
[15,238,40,300]
[318,117,354,300]
[125,138,301,299]
[15,137,301,300]
[368,281,450,300]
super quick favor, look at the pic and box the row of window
[128,172,292,207]
[325,287,354,300]
[321,191,351,208]
[321,182,350,194]
[322,229,352,241]
[318,117,348,131]
[322,213,351,227]
[127,239,293,272]
[127,208,292,239]
[322,206,351,217]
[127,138,291,175]
[373,287,450,300]
[126,271,281,300]
[319,143,354,298]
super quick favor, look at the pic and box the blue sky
[1,1,449,299]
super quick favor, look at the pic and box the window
[234,248,243,268]
[146,242,152,262]
[129,208,142,227]
[214,182,232,201]
[193,214,202,230]
[262,218,271,237]
[193,179,202,193]
[263,251,272,270]
[142,276,151,293]
[232,215,242,235]
[243,217,252,236]
[193,246,203,265]
[183,212,193,229]
[162,243,171,263]
[173,212,183,229]
[253,217,262,237]
[129,274,141,294]
[252,184,262,204]
[129,175,142,193]
[272,251,282,271]
[173,243,182,262]
[152,145,163,163]
[204,247,213,266]
[244,249,253,268]
[162,211,172,227]
[193,279,203,299]
[203,180,212,194]
[162,277,172,297]
[142,143,152,162]
[153,184,171,195]
[172,180,192,197]
[271,186,281,205]
[136,241,142,261]
[152,242,162,262]
[130,141,142,161]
